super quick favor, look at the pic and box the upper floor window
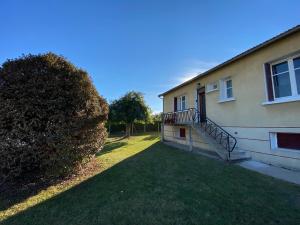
[293,57,300,94]
[206,82,218,93]
[178,95,186,111]
[174,95,187,111]
[219,77,234,102]
[225,79,233,98]
[265,55,300,103]
[271,61,292,98]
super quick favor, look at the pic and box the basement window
[179,128,186,138]
[270,132,300,150]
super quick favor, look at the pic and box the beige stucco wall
[162,31,300,170]
[163,125,212,151]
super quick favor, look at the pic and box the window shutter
[174,97,177,112]
[264,63,274,101]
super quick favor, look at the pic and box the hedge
[0,53,108,183]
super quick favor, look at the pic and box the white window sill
[218,97,236,103]
[262,96,300,105]
[206,89,218,94]
[271,147,300,155]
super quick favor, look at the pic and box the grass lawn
[1,133,300,225]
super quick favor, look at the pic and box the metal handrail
[162,108,237,158]
[201,117,237,158]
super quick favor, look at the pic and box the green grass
[1,133,300,225]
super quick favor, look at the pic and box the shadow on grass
[142,134,159,141]
[0,172,65,212]
[0,142,162,225]
[96,141,128,156]
[0,140,129,211]
[106,136,127,143]
[1,142,300,225]
[0,134,154,211]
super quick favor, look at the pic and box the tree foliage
[0,53,108,183]
[109,91,150,136]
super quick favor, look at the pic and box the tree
[0,53,108,183]
[151,113,162,133]
[109,91,150,137]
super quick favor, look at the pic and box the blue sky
[1,0,300,113]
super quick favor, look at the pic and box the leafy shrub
[0,53,108,183]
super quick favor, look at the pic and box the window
[293,57,300,94]
[206,82,218,93]
[271,61,292,98]
[225,79,233,98]
[219,77,234,102]
[265,55,300,102]
[176,95,187,111]
[181,96,186,110]
[179,128,186,138]
[270,132,300,150]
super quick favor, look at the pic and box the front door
[198,88,206,122]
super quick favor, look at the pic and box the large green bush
[0,53,108,183]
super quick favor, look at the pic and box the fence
[106,122,161,134]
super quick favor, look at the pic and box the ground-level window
[270,132,300,150]
[179,128,186,138]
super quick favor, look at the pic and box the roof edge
[158,25,300,97]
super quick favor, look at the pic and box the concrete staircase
[192,124,250,162]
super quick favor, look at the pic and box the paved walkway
[238,160,300,185]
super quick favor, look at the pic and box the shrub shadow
[142,135,159,141]
[96,141,128,156]
[0,134,136,211]
[0,142,162,225]
[0,172,65,212]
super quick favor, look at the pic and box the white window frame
[206,82,218,93]
[269,132,278,150]
[177,95,187,111]
[219,77,235,103]
[264,54,300,105]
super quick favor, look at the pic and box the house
[159,25,300,170]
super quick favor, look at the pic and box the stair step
[229,154,251,162]
[191,124,251,162]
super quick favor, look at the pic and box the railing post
[227,136,230,160]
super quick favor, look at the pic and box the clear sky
[1,0,300,113]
